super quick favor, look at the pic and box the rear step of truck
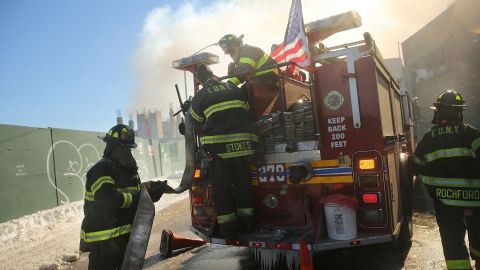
[196,227,393,252]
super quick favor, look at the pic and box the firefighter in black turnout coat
[219,34,278,87]
[189,64,257,238]
[411,90,480,270]
[80,124,171,270]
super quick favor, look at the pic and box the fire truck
[172,10,415,268]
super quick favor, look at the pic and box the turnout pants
[208,155,254,235]
[88,236,129,270]
[434,199,480,269]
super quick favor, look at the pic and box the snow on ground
[0,177,188,270]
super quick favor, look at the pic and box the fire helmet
[218,34,244,54]
[196,64,214,85]
[100,124,136,148]
[430,89,466,110]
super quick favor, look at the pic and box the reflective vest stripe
[446,259,472,269]
[229,77,241,86]
[200,133,258,145]
[470,245,480,258]
[86,187,138,202]
[116,187,140,193]
[424,147,473,163]
[91,176,114,195]
[80,224,132,243]
[420,175,480,188]
[472,137,480,153]
[190,108,204,123]
[239,57,256,68]
[237,208,254,217]
[84,191,94,201]
[204,100,249,119]
[439,198,480,207]
[218,149,255,159]
[120,192,132,208]
[255,68,276,77]
[256,53,270,69]
[217,212,237,224]
[253,53,275,77]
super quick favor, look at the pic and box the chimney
[116,109,123,124]
[128,113,134,130]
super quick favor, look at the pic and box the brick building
[402,0,480,138]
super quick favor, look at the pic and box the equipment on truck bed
[171,9,415,269]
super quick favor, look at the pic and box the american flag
[271,0,310,68]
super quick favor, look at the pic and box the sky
[0,0,453,132]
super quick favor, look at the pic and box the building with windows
[402,0,480,137]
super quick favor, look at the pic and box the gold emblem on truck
[324,90,344,110]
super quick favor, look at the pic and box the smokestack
[128,113,134,130]
[116,109,123,124]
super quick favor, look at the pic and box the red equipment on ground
[159,229,206,257]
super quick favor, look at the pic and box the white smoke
[129,0,453,115]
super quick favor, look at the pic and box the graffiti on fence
[46,140,101,204]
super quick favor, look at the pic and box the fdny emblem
[324,90,344,111]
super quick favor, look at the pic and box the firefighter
[411,90,480,270]
[80,124,172,270]
[189,64,257,238]
[219,34,278,87]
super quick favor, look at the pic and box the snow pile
[0,176,188,270]
[0,201,84,270]
[0,201,84,253]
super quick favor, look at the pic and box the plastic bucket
[324,203,357,240]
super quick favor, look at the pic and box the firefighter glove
[145,180,175,202]
[182,100,191,113]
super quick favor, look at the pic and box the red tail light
[362,193,378,204]
[192,195,204,205]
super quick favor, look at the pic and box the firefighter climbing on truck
[219,34,278,88]
[188,64,257,238]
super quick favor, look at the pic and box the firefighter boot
[219,221,237,239]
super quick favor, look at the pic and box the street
[70,183,452,270]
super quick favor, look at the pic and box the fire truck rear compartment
[187,33,414,253]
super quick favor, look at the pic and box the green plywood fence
[0,125,57,222]
[0,124,185,223]
[50,128,105,204]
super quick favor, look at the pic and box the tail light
[353,151,386,227]
[192,195,204,205]
[194,168,201,179]
[362,193,379,204]
[358,158,376,170]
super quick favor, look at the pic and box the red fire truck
[172,10,415,268]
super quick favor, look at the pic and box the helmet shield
[100,124,136,148]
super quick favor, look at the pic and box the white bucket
[324,203,357,240]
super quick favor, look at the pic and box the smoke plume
[129,0,453,116]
